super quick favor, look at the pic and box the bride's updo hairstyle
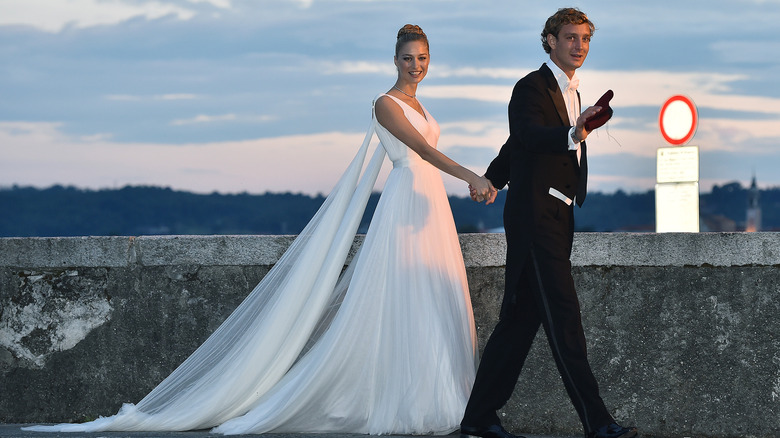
[395,24,429,56]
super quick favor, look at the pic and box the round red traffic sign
[659,95,698,145]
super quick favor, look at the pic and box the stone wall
[1,233,779,437]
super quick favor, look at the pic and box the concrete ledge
[0,235,299,267]
[0,236,134,268]
[4,232,779,269]
[1,233,779,438]
[573,232,780,266]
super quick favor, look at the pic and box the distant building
[745,174,761,232]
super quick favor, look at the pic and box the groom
[461,8,637,438]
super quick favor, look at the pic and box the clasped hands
[468,176,497,205]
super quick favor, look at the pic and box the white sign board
[657,146,699,183]
[656,182,700,232]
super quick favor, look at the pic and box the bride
[25,24,495,435]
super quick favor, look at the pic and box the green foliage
[0,185,326,237]
[0,182,776,237]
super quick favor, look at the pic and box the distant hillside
[1,182,777,237]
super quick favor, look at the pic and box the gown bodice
[374,93,440,168]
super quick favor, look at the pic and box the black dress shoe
[587,422,638,438]
[460,424,526,438]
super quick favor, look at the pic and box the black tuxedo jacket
[485,63,588,313]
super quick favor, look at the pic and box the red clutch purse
[584,89,614,131]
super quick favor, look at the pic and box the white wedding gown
[24,94,477,435]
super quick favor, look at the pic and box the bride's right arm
[374,96,491,197]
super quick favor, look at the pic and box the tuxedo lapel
[540,64,569,127]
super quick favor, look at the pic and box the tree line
[1,182,777,237]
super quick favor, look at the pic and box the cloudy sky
[1,0,779,196]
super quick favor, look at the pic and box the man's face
[548,22,591,77]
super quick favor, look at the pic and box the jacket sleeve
[484,138,511,190]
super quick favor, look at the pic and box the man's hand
[483,179,497,205]
[574,105,602,142]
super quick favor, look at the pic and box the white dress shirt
[545,61,581,159]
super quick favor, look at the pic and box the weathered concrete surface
[1,233,779,438]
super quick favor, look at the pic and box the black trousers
[461,232,613,434]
